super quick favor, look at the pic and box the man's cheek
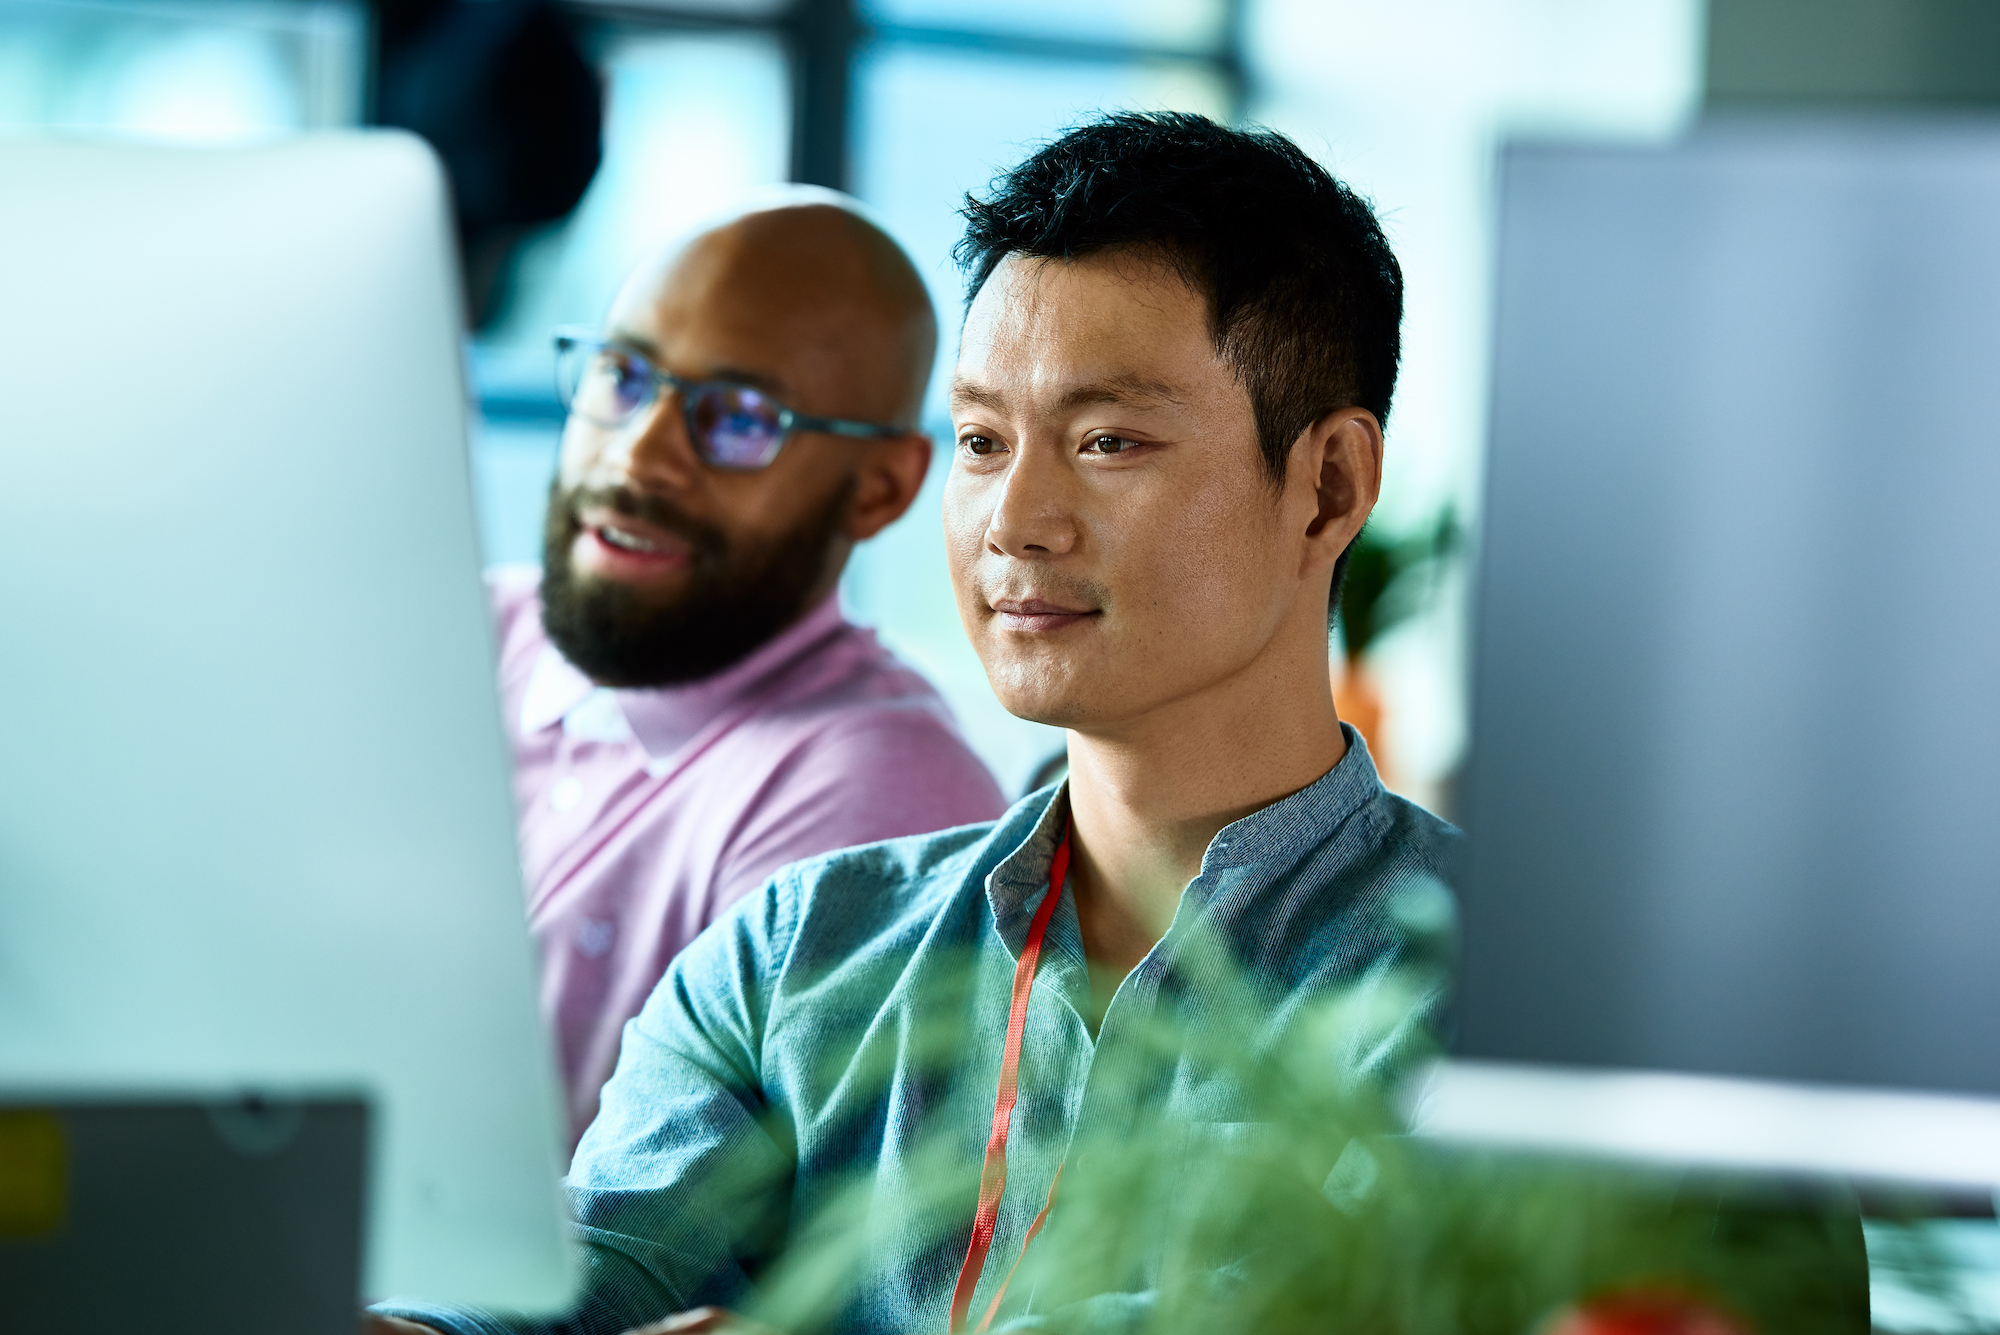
[940,500,989,587]
[554,423,604,488]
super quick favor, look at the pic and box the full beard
[538,478,850,688]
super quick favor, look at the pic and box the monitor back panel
[1459,118,2000,1097]
[0,134,572,1307]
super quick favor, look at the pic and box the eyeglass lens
[563,345,652,425]
[688,384,784,468]
[560,342,787,469]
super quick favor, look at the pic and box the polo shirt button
[549,776,584,811]
[575,917,615,958]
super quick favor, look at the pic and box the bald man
[494,200,1004,1144]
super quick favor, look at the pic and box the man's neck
[1063,638,1348,982]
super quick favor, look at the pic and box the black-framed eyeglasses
[553,328,904,471]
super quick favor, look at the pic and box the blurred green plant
[733,909,1979,1335]
[1337,509,1460,660]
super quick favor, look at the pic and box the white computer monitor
[1431,116,2000,1190]
[0,133,576,1307]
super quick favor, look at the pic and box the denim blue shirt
[383,728,1458,1335]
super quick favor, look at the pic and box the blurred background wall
[0,0,1721,804]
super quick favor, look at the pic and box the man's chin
[985,670,1095,732]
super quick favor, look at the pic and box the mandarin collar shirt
[384,728,1459,1335]
[488,567,1005,1144]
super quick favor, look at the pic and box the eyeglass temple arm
[790,411,907,440]
[560,330,905,440]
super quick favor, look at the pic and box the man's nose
[984,445,1078,558]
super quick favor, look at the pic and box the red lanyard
[947,822,1072,1334]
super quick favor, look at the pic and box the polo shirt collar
[518,592,849,765]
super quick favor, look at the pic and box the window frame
[559,0,1247,191]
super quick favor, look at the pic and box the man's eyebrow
[1054,375,1189,411]
[949,374,1190,414]
[606,328,660,357]
[949,378,1008,411]
[606,331,786,396]
[705,364,787,396]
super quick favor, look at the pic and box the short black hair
[955,111,1404,487]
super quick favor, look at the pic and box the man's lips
[989,597,1100,632]
[573,509,694,575]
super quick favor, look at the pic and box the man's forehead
[954,253,1221,412]
[601,289,795,398]
[602,234,836,388]
[609,240,777,329]
[972,248,1200,315]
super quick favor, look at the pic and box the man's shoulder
[1267,742,1461,900]
[731,626,1007,823]
[750,790,1048,969]
[642,807,1031,1063]
[766,621,957,724]
[1234,771,1460,981]
[484,561,542,610]
[1366,786,1462,878]
[776,817,1001,931]
[769,680,970,755]
[1318,785,1460,936]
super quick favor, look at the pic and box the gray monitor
[1433,116,2000,1188]
[0,1096,368,1334]
[0,133,576,1307]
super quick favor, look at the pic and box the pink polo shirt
[488,566,1006,1145]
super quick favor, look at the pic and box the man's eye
[609,357,647,392]
[960,434,1003,456]
[1085,434,1134,454]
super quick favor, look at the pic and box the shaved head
[612,201,937,427]
[542,197,940,687]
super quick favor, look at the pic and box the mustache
[558,484,727,558]
[983,572,1109,612]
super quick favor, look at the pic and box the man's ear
[1300,406,1383,556]
[846,432,932,541]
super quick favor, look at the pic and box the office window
[851,45,1230,424]
[0,0,363,142]
[477,31,791,365]
[860,0,1227,49]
